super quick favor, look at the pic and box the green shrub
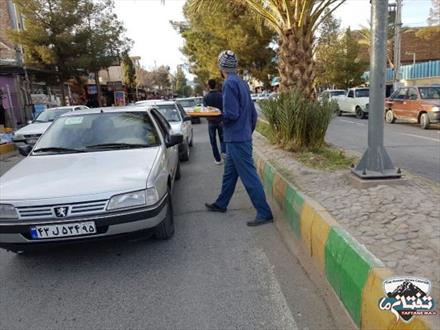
[259,89,336,151]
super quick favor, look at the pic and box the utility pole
[352,0,400,180]
[393,0,402,91]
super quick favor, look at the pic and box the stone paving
[253,132,440,300]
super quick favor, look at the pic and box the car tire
[355,106,366,119]
[188,129,193,147]
[385,110,396,123]
[153,192,175,240]
[175,161,181,181]
[420,113,430,129]
[179,141,190,162]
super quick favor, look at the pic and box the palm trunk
[278,29,316,99]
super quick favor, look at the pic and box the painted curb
[254,150,433,330]
[0,143,16,155]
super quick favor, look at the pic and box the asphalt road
[326,116,440,182]
[0,123,352,330]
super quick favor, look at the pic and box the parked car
[333,87,369,119]
[149,101,193,161]
[176,97,201,124]
[385,86,440,129]
[12,105,89,147]
[318,89,346,101]
[0,106,183,253]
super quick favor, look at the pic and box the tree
[185,0,347,98]
[77,0,130,106]
[315,14,366,89]
[174,65,188,95]
[122,52,136,101]
[172,0,276,86]
[9,0,130,106]
[8,0,87,105]
[428,0,440,26]
[151,66,171,91]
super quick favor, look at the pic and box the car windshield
[33,112,161,154]
[330,91,346,97]
[177,99,196,108]
[35,109,71,122]
[355,89,369,98]
[419,87,440,99]
[156,104,181,122]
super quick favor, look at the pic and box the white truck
[334,87,370,119]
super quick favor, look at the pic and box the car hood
[15,122,52,136]
[0,147,160,201]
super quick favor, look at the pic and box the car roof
[61,106,153,117]
[47,106,76,111]
[176,97,196,100]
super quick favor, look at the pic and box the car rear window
[156,104,182,122]
[355,89,369,98]
[35,109,71,122]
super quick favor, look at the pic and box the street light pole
[352,0,401,180]
[393,0,402,91]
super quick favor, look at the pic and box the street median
[254,148,434,330]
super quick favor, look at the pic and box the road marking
[399,133,440,143]
[340,119,366,126]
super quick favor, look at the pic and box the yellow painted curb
[300,201,316,256]
[0,143,16,155]
[311,209,339,272]
[362,267,433,330]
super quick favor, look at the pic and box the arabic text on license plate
[30,221,96,239]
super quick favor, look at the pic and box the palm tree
[184,0,346,98]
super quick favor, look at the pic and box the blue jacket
[222,74,257,142]
[203,90,223,124]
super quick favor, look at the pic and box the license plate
[30,221,97,239]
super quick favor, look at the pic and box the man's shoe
[246,217,274,227]
[205,203,227,213]
[214,159,224,165]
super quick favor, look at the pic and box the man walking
[205,50,273,227]
[203,79,225,165]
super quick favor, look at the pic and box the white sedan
[0,106,182,253]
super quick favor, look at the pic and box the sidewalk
[253,131,439,328]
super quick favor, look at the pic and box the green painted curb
[325,227,377,326]
[263,163,275,197]
[284,185,303,238]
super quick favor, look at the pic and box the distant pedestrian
[205,50,273,227]
[203,79,225,164]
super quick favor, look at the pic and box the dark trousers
[215,141,273,219]
[208,122,226,162]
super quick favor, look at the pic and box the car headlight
[432,106,439,112]
[107,188,159,211]
[0,204,18,219]
[13,134,24,141]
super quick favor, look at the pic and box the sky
[114,0,433,75]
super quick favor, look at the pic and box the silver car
[153,101,193,162]
[0,106,183,253]
[13,105,89,147]
[176,97,201,124]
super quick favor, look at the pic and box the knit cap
[218,50,238,73]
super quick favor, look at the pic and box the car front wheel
[355,106,366,119]
[420,113,430,129]
[153,192,175,240]
[385,110,395,123]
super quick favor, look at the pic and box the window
[34,112,160,153]
[348,90,354,98]
[156,104,182,122]
[395,88,408,100]
[408,88,418,100]
[419,87,440,100]
[355,89,369,98]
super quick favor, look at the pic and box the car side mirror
[165,133,183,148]
[18,145,32,156]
